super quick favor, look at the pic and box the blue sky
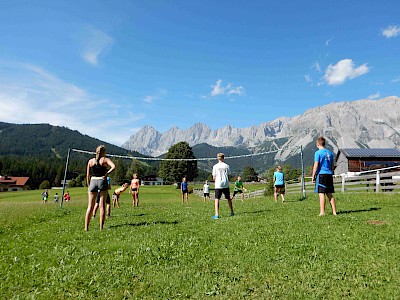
[0,0,399,146]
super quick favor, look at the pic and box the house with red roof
[0,176,30,192]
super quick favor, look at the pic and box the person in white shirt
[203,180,211,202]
[212,153,234,219]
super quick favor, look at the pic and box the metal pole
[61,148,71,208]
[300,146,306,199]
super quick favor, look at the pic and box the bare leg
[227,197,234,214]
[106,203,111,218]
[214,199,220,216]
[93,202,99,218]
[274,187,278,202]
[241,193,244,202]
[327,193,337,215]
[99,190,107,230]
[186,193,188,204]
[280,190,285,202]
[85,191,97,231]
[135,192,139,206]
[319,193,326,216]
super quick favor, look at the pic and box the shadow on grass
[241,209,268,215]
[337,207,381,214]
[109,220,179,228]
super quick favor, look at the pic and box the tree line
[1,141,304,190]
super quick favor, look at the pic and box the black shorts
[131,188,138,192]
[203,193,210,197]
[232,189,243,197]
[182,189,188,194]
[215,188,230,200]
[275,185,285,189]
[316,174,335,194]
[96,193,111,204]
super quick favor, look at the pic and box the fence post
[375,171,380,193]
[341,175,345,193]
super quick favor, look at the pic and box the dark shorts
[96,193,111,204]
[182,189,188,194]
[131,188,138,192]
[203,193,210,197]
[275,185,285,189]
[316,174,335,194]
[215,188,230,200]
[232,189,243,197]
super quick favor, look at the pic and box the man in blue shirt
[311,137,337,216]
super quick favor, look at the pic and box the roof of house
[338,148,400,158]
[0,176,30,186]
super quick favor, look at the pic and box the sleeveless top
[90,157,108,177]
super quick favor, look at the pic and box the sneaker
[230,212,235,217]
[212,215,219,220]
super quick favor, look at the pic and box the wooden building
[0,176,30,191]
[335,148,400,175]
[141,175,164,186]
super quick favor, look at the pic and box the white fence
[285,170,400,194]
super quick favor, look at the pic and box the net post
[300,146,306,199]
[61,148,71,208]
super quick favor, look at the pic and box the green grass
[1,187,400,299]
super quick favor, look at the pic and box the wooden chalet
[0,176,30,191]
[335,148,400,175]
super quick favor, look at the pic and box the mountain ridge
[122,96,400,162]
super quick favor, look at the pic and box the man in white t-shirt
[212,153,234,219]
[203,180,211,202]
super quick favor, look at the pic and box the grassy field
[1,186,399,299]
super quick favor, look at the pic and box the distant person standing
[63,191,71,202]
[85,145,115,231]
[231,176,246,202]
[54,193,59,203]
[181,177,189,204]
[203,180,211,201]
[41,189,49,204]
[312,137,337,216]
[212,153,234,219]
[273,166,285,203]
[130,173,140,207]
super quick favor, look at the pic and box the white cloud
[304,75,313,84]
[367,92,381,100]
[210,79,245,97]
[391,77,400,83]
[324,59,369,86]
[80,26,114,66]
[143,89,167,103]
[325,37,334,46]
[382,25,400,38]
[0,61,143,146]
[227,86,245,96]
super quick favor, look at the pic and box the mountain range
[122,96,400,169]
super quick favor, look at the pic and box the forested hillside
[0,122,145,189]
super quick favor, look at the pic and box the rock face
[122,96,400,159]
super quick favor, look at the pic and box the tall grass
[1,187,399,299]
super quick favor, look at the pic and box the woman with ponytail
[85,145,115,231]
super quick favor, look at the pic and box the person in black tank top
[85,145,115,231]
